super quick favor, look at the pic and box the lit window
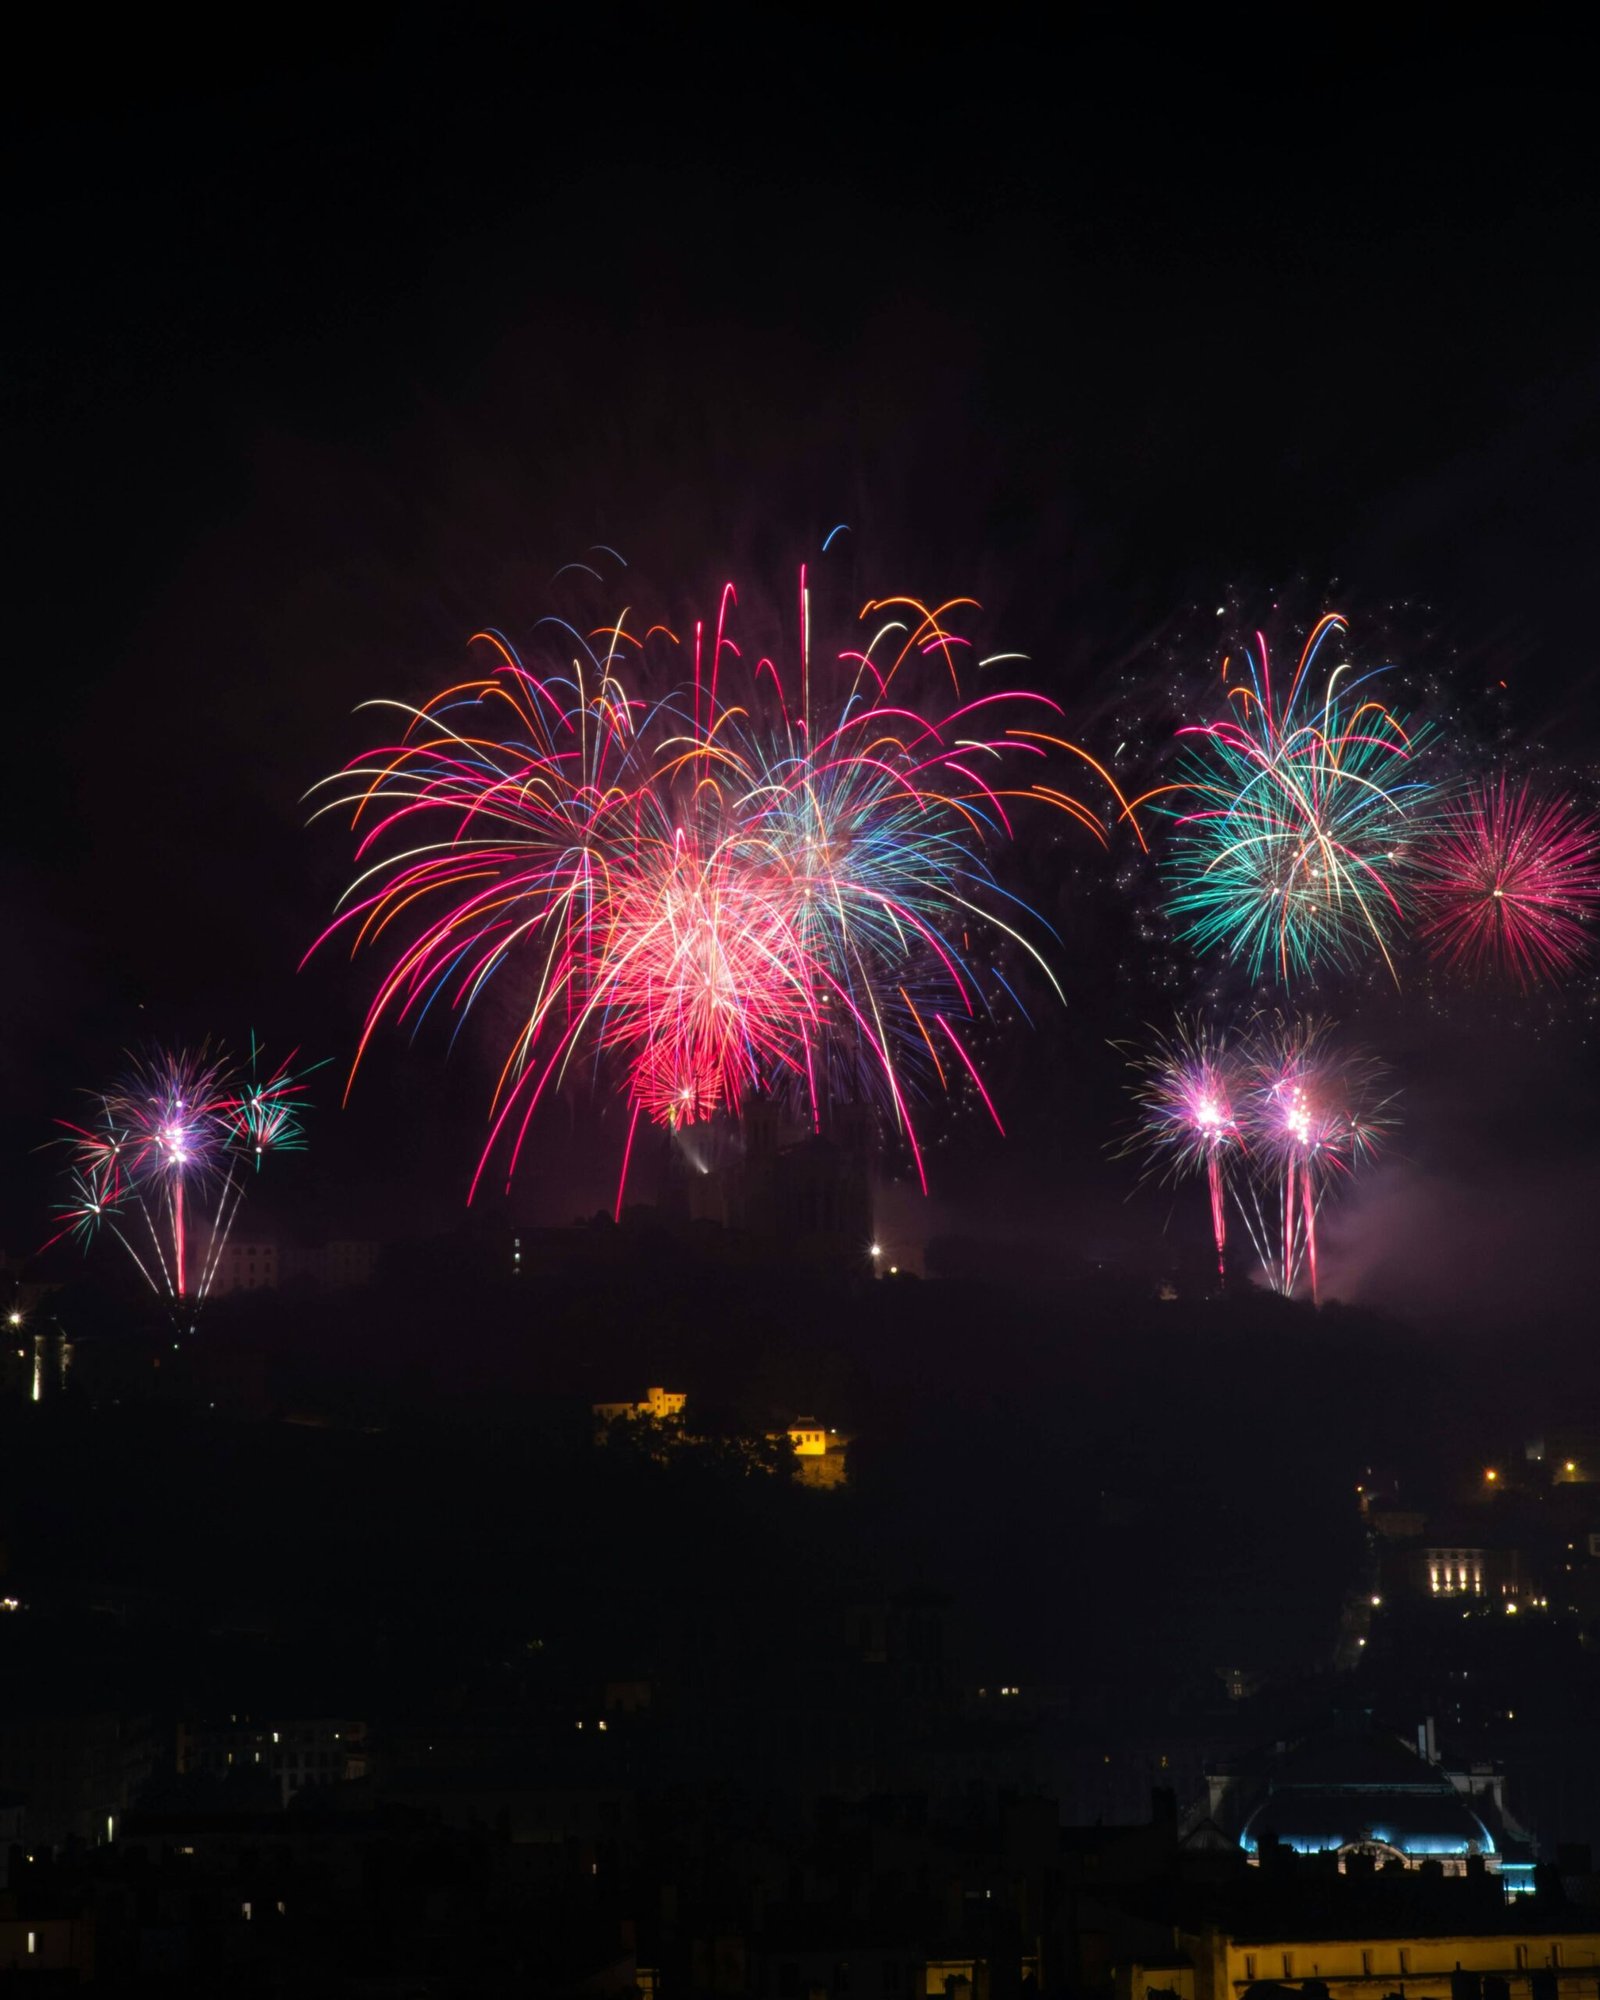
[27,1933,37,1955]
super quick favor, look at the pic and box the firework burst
[1415,774,1600,986]
[50,1042,316,1320]
[226,1036,317,1166]
[1237,1014,1396,1302]
[1116,1015,1244,1280]
[1118,1011,1395,1301]
[1142,614,1435,985]
[309,568,1140,1204]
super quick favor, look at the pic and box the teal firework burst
[1149,615,1435,984]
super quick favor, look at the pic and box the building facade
[1124,1922,1600,2000]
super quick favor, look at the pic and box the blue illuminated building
[1234,1723,1535,1891]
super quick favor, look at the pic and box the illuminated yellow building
[592,1385,688,1426]
[590,1388,850,1484]
[786,1418,850,1489]
[1123,1922,1600,2000]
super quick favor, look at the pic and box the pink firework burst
[1417,776,1600,986]
[1243,1015,1395,1304]
[1118,1016,1245,1283]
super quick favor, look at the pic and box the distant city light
[1485,1468,1498,1483]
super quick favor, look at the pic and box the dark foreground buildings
[6,1224,1600,1992]
[3,1772,1600,1995]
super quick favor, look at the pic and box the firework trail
[1415,774,1600,986]
[309,565,1140,1206]
[1138,614,1435,985]
[50,1042,316,1320]
[1117,1015,1244,1281]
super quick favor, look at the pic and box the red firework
[1417,776,1600,986]
[592,841,813,1126]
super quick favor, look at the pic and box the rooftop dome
[1239,1728,1495,1867]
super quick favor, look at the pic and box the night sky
[10,17,1600,1330]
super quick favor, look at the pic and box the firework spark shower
[309,565,1141,1205]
